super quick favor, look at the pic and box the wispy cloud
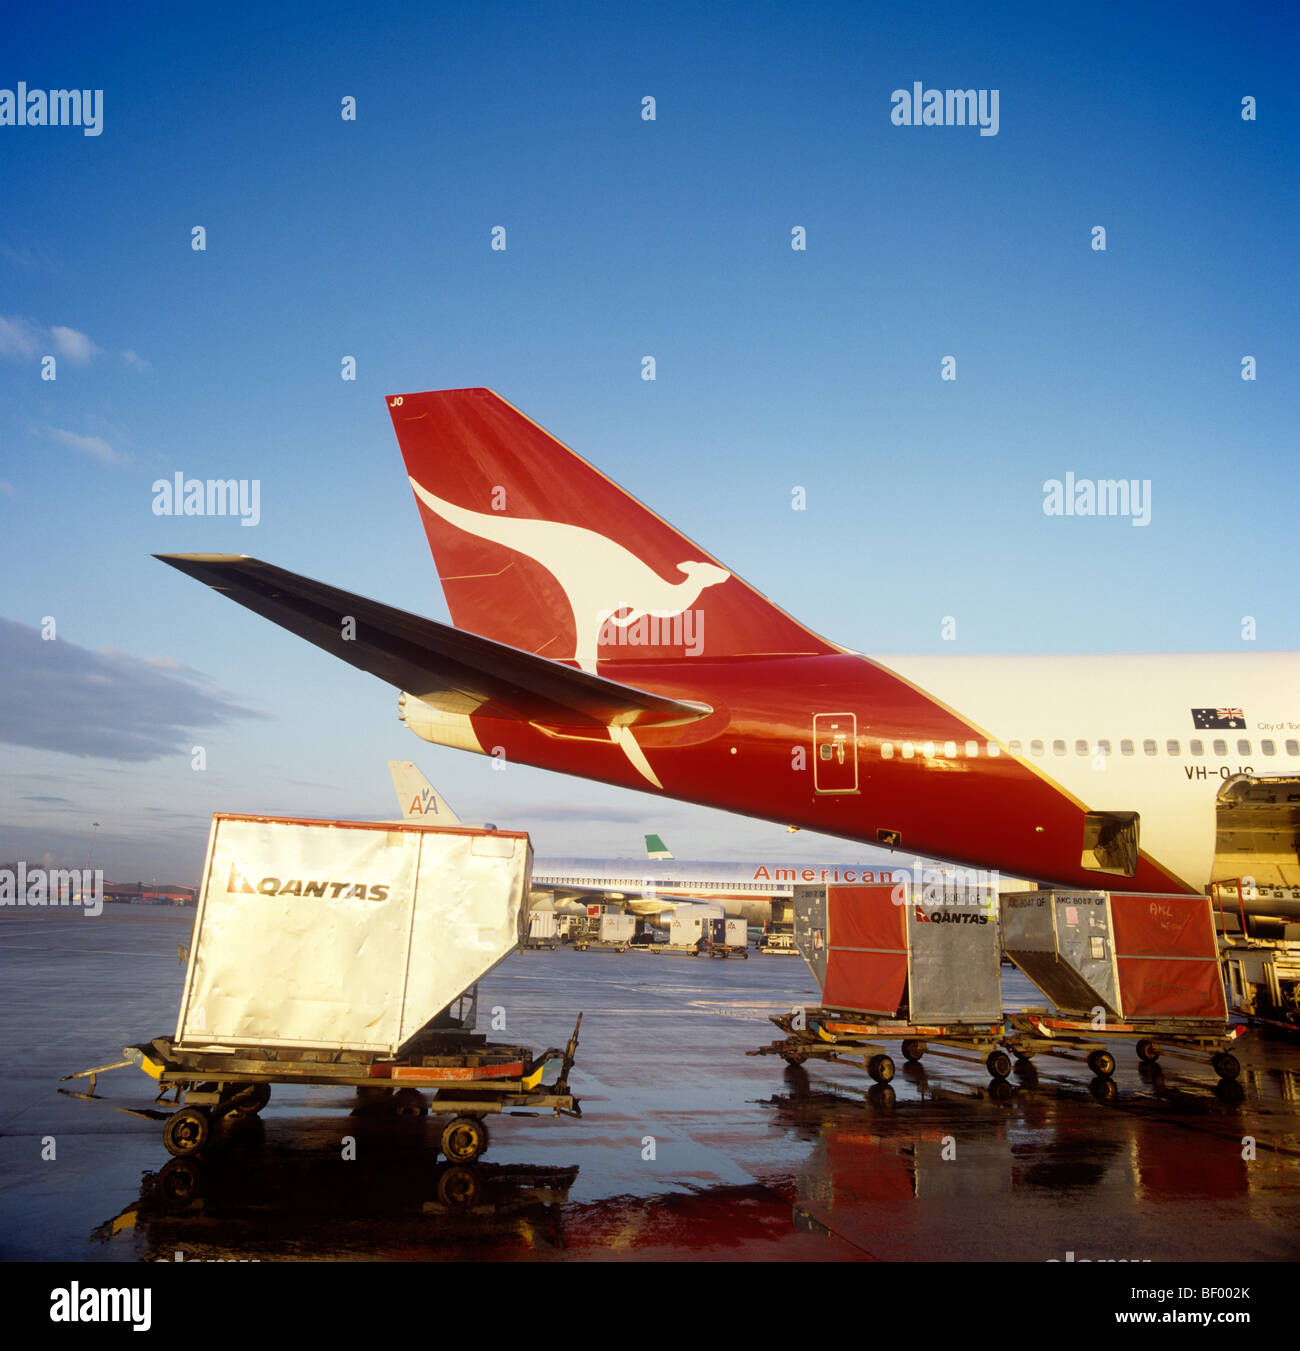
[0,617,270,762]
[0,314,141,368]
[0,315,41,360]
[42,425,127,466]
[48,324,99,364]
[0,480,16,501]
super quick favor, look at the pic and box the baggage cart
[753,881,1012,1082]
[999,889,1244,1084]
[61,813,583,1159]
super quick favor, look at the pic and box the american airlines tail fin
[386,389,838,673]
[645,833,674,860]
[388,760,461,825]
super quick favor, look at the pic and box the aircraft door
[813,713,859,794]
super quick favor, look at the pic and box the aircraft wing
[155,554,713,731]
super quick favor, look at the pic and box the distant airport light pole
[87,821,100,875]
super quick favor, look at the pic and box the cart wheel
[1086,1050,1116,1078]
[163,1107,211,1158]
[229,1082,271,1117]
[866,1083,896,1110]
[158,1159,203,1205]
[986,1050,1013,1080]
[437,1165,481,1209]
[1214,1077,1245,1105]
[1212,1052,1241,1080]
[867,1054,895,1084]
[393,1087,427,1117]
[440,1115,489,1163]
[780,1050,807,1065]
[1135,1039,1160,1063]
[901,1039,927,1062]
[1089,1076,1119,1104]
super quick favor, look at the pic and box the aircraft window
[1166,740,1179,755]
[1030,740,1044,756]
[1143,739,1157,756]
[986,741,1000,757]
[1053,740,1066,756]
[1097,739,1111,757]
[1262,739,1276,755]
[1289,740,1299,756]
[922,741,936,757]
[819,744,833,760]
[1190,739,1203,756]
[1237,739,1251,755]
[944,741,957,757]
[881,743,895,759]
[1075,740,1088,756]
[1007,740,1022,755]
[1212,739,1227,755]
[1120,740,1134,756]
[965,740,979,757]
[902,742,915,759]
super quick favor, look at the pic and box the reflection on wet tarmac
[92,1133,581,1257]
[5,912,1299,1262]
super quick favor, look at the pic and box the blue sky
[2,1,1296,882]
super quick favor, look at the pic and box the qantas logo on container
[226,864,390,902]
[913,906,989,924]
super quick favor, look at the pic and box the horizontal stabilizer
[155,554,713,731]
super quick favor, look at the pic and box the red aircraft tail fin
[386,388,837,672]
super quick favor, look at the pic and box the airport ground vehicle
[76,1015,583,1162]
[573,912,636,951]
[754,882,1245,1092]
[524,909,559,950]
[754,882,1007,1084]
[699,916,750,958]
[998,889,1243,1088]
[61,813,582,1161]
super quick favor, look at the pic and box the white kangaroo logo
[409,477,730,790]
[409,478,730,673]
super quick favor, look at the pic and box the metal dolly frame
[752,1009,1010,1083]
[1001,1009,1246,1083]
[62,1013,583,1163]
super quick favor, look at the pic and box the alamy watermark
[890,861,1000,909]
[152,474,261,527]
[1043,473,1151,527]
[595,607,705,657]
[1,84,103,136]
[1,865,103,917]
[890,82,999,137]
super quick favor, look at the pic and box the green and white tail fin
[644,833,674,860]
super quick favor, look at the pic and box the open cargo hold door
[1110,893,1227,1020]
[822,884,908,1016]
[1211,775,1300,933]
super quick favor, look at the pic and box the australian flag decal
[1192,708,1246,730]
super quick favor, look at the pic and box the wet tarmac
[2,908,1298,1265]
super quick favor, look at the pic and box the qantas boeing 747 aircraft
[158,388,1300,900]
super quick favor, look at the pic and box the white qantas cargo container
[175,813,531,1055]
